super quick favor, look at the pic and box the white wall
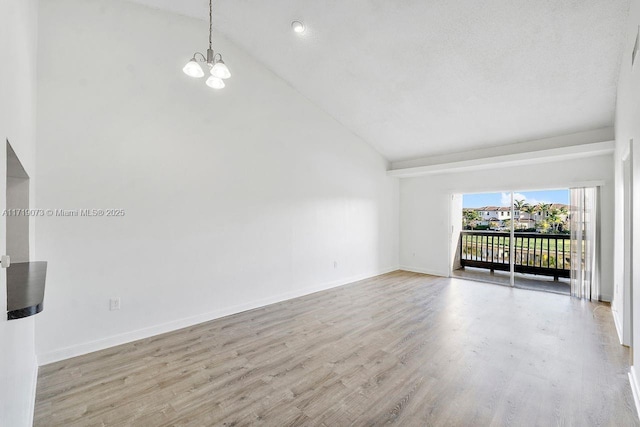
[614,0,640,407]
[35,0,399,364]
[399,154,615,301]
[7,176,31,263]
[0,0,39,425]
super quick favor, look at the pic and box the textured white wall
[0,0,39,425]
[399,154,615,300]
[614,0,640,388]
[34,0,399,364]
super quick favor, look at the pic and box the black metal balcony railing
[459,231,571,279]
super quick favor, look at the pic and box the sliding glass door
[513,190,572,294]
[458,189,573,295]
[459,192,514,287]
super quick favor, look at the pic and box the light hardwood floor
[35,271,639,426]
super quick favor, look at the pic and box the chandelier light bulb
[211,60,231,79]
[206,76,225,89]
[183,59,205,78]
[291,21,305,33]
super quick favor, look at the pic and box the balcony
[456,231,571,294]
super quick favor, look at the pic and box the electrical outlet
[109,297,121,311]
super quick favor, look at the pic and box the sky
[462,189,569,208]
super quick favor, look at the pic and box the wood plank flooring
[34,271,639,426]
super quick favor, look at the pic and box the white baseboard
[37,266,399,365]
[629,366,640,421]
[612,308,624,345]
[399,265,448,277]
[600,293,613,303]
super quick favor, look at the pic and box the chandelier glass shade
[206,76,225,89]
[183,59,205,78]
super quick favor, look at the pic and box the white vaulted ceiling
[128,0,629,162]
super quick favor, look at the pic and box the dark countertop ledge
[7,261,47,320]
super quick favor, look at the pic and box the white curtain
[569,187,600,300]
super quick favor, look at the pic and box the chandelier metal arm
[194,50,219,67]
[192,52,207,62]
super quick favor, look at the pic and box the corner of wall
[630,367,640,420]
[26,360,38,426]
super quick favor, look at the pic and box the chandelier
[182,0,231,89]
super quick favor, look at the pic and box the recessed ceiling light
[291,21,305,34]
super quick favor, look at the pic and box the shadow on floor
[453,267,570,296]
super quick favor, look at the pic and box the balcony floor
[453,267,570,296]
